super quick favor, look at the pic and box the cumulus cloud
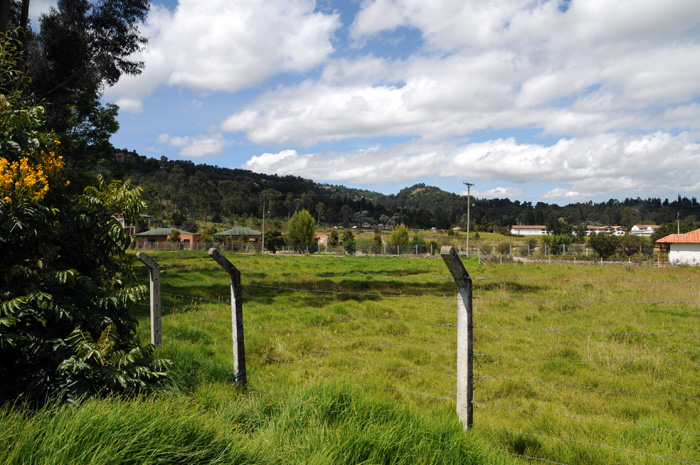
[105,0,339,105]
[157,133,228,157]
[471,186,525,199]
[241,131,700,200]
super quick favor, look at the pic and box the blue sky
[54,0,700,202]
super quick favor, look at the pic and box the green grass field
[3,251,698,464]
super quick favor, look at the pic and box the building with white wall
[656,228,700,265]
[510,225,548,236]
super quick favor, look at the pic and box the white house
[656,228,700,265]
[510,225,548,236]
[585,225,626,236]
[630,224,660,237]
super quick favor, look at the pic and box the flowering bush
[0,34,168,405]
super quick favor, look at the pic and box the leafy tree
[171,211,185,227]
[27,0,150,167]
[390,223,410,247]
[181,219,199,233]
[265,229,285,254]
[588,233,619,260]
[409,234,425,251]
[286,209,315,252]
[328,229,340,247]
[373,233,383,247]
[0,36,166,404]
[342,230,355,255]
[340,204,353,228]
[168,229,180,242]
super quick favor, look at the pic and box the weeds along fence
[135,249,700,465]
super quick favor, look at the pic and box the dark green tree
[342,230,355,255]
[588,233,619,260]
[27,0,149,167]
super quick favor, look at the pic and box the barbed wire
[316,373,455,402]
[242,268,452,280]
[298,350,457,377]
[247,302,457,328]
[247,357,454,401]
[247,283,453,300]
[477,425,697,465]
[473,294,700,306]
[477,376,700,401]
[473,276,700,284]
[247,322,457,355]
[475,325,699,339]
[475,402,700,437]
[162,292,229,304]
[475,353,700,367]
[490,448,569,465]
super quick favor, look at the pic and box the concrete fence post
[208,248,247,388]
[136,252,162,347]
[440,246,473,429]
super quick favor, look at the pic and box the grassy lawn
[3,251,698,464]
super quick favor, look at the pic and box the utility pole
[677,211,680,234]
[261,192,266,254]
[464,182,474,257]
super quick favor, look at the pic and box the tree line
[108,150,700,236]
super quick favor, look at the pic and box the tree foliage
[286,209,315,252]
[26,0,149,167]
[389,223,410,247]
[588,233,619,261]
[0,35,166,405]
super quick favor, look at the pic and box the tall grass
[0,383,495,464]
[134,251,699,464]
[4,251,698,464]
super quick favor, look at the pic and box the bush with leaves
[0,34,167,405]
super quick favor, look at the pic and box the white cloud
[157,132,229,157]
[471,186,525,199]
[115,98,143,114]
[241,131,700,199]
[105,0,339,105]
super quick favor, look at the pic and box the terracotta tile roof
[656,228,700,244]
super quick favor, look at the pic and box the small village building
[214,227,262,243]
[584,225,625,236]
[135,227,201,250]
[114,214,151,236]
[510,225,548,236]
[630,224,660,236]
[314,234,329,246]
[656,228,700,266]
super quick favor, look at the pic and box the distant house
[510,225,548,236]
[214,227,262,242]
[314,234,329,246]
[135,227,201,250]
[114,214,151,236]
[630,224,660,237]
[656,228,700,265]
[452,226,462,232]
[585,225,625,236]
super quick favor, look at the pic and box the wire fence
[135,250,700,465]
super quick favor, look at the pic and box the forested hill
[110,149,700,232]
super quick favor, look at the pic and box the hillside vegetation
[108,151,700,235]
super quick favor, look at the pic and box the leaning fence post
[136,252,162,347]
[208,247,247,388]
[440,246,473,429]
